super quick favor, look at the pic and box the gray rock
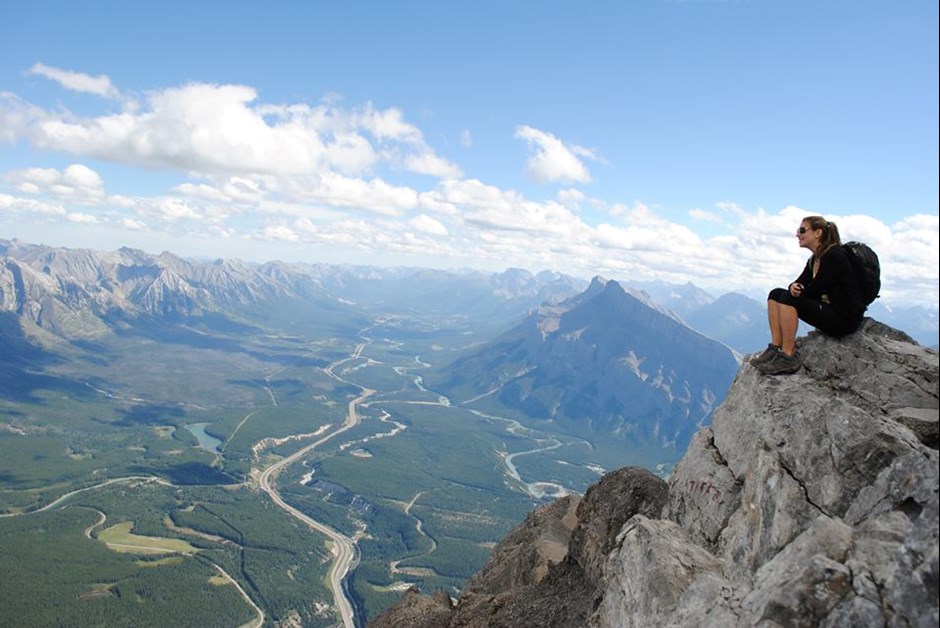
[463,494,580,596]
[591,516,725,627]
[739,516,855,626]
[665,427,741,551]
[368,586,453,628]
[888,406,939,449]
[448,557,594,628]
[568,466,669,587]
[372,320,939,628]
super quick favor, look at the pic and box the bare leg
[766,300,798,355]
[767,300,782,347]
[779,304,798,355]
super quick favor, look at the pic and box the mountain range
[2,237,936,465]
[0,238,585,341]
[3,238,935,353]
[429,277,739,452]
[1,239,736,463]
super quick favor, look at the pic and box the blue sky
[1,0,937,307]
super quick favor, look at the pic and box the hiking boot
[757,351,801,375]
[749,343,780,366]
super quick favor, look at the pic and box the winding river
[5,336,592,628]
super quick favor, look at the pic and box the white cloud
[174,182,231,202]
[156,198,202,222]
[558,188,586,211]
[9,81,459,185]
[174,176,267,204]
[28,63,120,99]
[5,164,105,204]
[688,208,722,223]
[514,125,594,184]
[121,217,147,230]
[281,172,418,216]
[0,192,67,216]
[423,178,515,213]
[1,78,466,223]
[67,212,100,224]
[409,214,448,235]
[355,104,422,143]
[0,93,36,143]
[402,152,462,178]
[262,225,300,242]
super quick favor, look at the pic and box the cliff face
[370,319,939,627]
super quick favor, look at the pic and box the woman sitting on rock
[751,215,865,375]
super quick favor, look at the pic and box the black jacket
[795,245,865,320]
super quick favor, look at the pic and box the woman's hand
[790,282,804,297]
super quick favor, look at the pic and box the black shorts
[768,288,861,338]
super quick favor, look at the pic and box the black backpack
[842,241,881,308]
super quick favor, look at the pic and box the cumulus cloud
[28,63,120,99]
[262,224,300,242]
[282,172,418,216]
[10,82,461,185]
[402,152,462,178]
[3,78,463,219]
[174,176,267,204]
[356,104,431,146]
[409,214,448,235]
[514,125,595,184]
[67,212,100,224]
[156,198,203,222]
[0,192,67,216]
[6,164,106,205]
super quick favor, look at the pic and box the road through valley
[257,341,374,628]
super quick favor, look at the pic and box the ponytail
[803,215,842,257]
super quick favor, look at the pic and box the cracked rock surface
[370,320,939,627]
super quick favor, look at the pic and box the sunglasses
[797,227,809,234]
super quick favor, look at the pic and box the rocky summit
[370,319,939,627]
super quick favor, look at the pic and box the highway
[257,341,374,628]
[5,339,375,627]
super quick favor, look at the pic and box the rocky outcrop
[368,588,454,628]
[371,319,939,627]
[461,495,581,595]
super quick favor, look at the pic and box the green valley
[1,305,652,626]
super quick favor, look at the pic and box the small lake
[184,422,223,454]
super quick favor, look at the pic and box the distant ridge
[0,239,587,341]
[3,238,935,350]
